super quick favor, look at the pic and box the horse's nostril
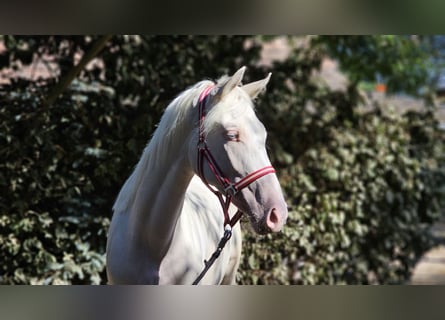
[269,208,279,223]
[266,208,282,232]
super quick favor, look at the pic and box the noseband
[196,85,276,228]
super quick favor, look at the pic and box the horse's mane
[112,80,211,214]
[112,77,253,214]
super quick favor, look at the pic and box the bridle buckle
[224,184,238,196]
[197,140,207,151]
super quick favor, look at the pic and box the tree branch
[42,35,113,109]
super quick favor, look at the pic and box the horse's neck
[129,140,194,262]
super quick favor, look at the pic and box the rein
[192,85,275,285]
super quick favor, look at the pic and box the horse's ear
[217,66,246,99]
[241,73,271,99]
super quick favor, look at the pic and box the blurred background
[0,35,444,285]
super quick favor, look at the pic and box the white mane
[112,80,213,214]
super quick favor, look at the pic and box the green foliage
[314,35,431,95]
[1,35,444,284]
[237,38,444,284]
[238,106,444,284]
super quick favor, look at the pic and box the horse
[106,67,288,284]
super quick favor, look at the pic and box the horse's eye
[226,130,240,142]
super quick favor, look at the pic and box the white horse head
[188,66,288,234]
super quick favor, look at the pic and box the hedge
[0,35,444,284]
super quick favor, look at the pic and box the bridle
[192,84,276,284]
[196,84,276,229]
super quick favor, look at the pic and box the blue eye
[226,131,240,141]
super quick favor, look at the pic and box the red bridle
[196,85,276,229]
